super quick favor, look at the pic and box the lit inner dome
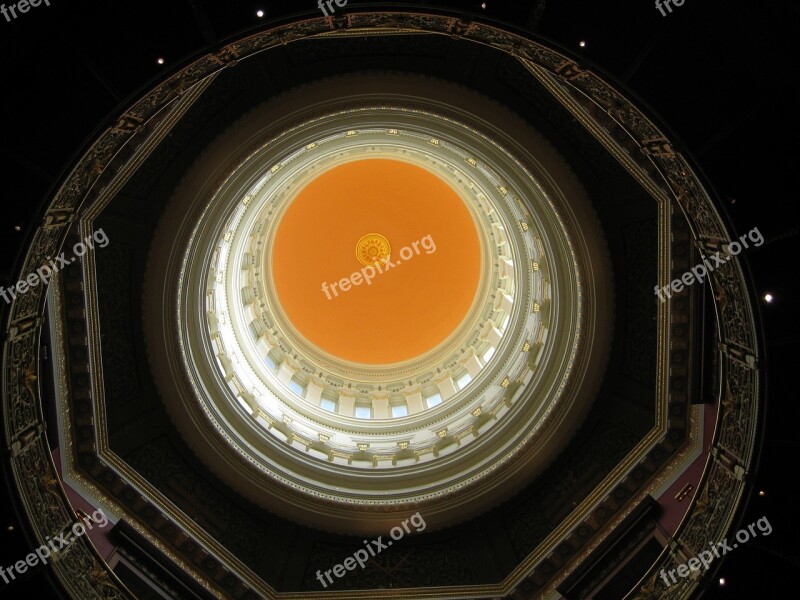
[271,158,481,365]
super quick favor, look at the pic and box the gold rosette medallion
[356,233,391,267]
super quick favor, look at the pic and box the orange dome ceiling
[271,158,481,364]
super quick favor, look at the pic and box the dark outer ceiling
[1,1,797,598]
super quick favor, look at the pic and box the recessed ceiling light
[6,525,14,532]
[481,2,487,9]
[256,10,264,18]
[14,225,21,231]
[579,40,587,48]
[764,293,774,303]
[157,58,165,65]
[719,578,726,586]
[759,490,766,496]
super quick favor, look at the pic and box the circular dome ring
[144,74,613,533]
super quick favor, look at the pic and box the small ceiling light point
[579,40,587,48]
[156,57,165,65]
[481,2,487,9]
[764,293,774,303]
[256,9,264,18]
[719,578,726,586]
[759,490,766,496]
[14,225,21,231]
[6,525,14,531]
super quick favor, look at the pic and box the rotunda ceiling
[1,8,764,599]
[144,75,613,533]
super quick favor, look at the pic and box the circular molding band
[2,9,761,600]
[144,74,612,534]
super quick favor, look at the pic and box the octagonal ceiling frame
[2,9,761,600]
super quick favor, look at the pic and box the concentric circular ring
[145,74,613,533]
